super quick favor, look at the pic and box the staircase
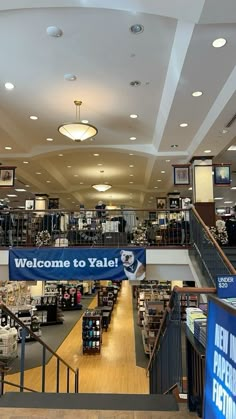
[222,246,236,269]
[0,392,197,418]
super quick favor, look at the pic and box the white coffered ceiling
[0,0,236,210]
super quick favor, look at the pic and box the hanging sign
[203,296,236,419]
[216,275,236,298]
[9,247,146,281]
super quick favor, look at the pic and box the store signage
[216,275,236,298]
[9,247,146,281]
[204,298,236,419]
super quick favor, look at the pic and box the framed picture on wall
[25,199,35,210]
[0,167,15,187]
[214,164,231,185]
[173,166,190,185]
[156,197,167,209]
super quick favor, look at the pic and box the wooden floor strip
[5,281,149,394]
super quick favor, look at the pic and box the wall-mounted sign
[216,275,236,298]
[0,166,16,187]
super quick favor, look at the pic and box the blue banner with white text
[9,247,146,281]
[204,298,236,419]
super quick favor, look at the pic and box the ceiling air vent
[225,113,236,128]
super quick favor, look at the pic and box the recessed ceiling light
[25,184,30,187]
[214,197,223,200]
[171,145,178,148]
[5,146,12,150]
[46,180,51,183]
[67,197,71,200]
[130,114,138,119]
[129,153,134,156]
[188,187,192,191]
[129,137,136,141]
[5,82,15,90]
[15,189,26,192]
[204,150,211,153]
[129,24,144,34]
[58,154,63,157]
[222,129,228,134]
[192,91,203,97]
[30,115,38,120]
[154,186,158,189]
[74,174,78,177]
[129,174,134,177]
[212,38,227,48]
[46,26,63,37]
[161,171,165,174]
[130,81,141,87]
[7,194,17,197]
[165,159,170,162]
[179,123,188,128]
[224,201,233,204]
[36,172,41,175]
[93,153,99,157]
[80,182,84,185]
[129,165,134,168]
[157,179,162,182]
[23,161,29,164]
[129,181,134,184]
[97,163,103,166]
[67,165,72,168]
[46,138,54,142]
[82,119,89,123]
[228,145,236,151]
[64,73,77,81]
[231,187,236,190]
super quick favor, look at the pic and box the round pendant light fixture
[92,184,112,192]
[92,170,112,192]
[58,100,98,142]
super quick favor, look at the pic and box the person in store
[95,201,107,219]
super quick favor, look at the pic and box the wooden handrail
[146,286,216,373]
[191,206,236,275]
[173,285,216,294]
[0,303,77,374]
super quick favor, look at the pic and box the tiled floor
[0,406,198,419]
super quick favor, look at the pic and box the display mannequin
[95,201,106,219]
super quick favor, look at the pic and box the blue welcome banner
[9,247,146,281]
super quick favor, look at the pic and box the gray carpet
[9,295,95,374]
[0,392,179,411]
[131,289,149,369]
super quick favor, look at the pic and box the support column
[191,157,215,226]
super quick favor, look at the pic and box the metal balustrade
[0,208,192,248]
[190,207,236,285]
[0,303,79,396]
[147,287,216,395]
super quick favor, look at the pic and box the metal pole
[42,346,46,392]
[20,328,27,392]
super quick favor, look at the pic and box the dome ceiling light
[58,100,98,142]
[92,170,112,192]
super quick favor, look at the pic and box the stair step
[0,392,178,411]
